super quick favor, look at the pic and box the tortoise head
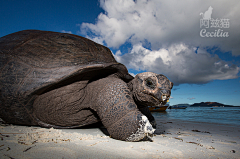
[129,72,173,107]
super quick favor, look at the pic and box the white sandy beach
[0,117,239,159]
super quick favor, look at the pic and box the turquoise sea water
[152,107,240,126]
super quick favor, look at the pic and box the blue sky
[1,0,240,106]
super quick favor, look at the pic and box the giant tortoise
[0,30,173,141]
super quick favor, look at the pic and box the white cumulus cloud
[114,43,239,85]
[81,0,240,54]
[80,0,240,85]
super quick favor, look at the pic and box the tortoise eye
[145,78,156,89]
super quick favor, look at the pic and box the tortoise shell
[0,30,133,125]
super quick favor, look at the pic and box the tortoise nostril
[161,90,167,94]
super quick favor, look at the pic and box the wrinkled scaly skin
[0,30,173,141]
[33,73,173,141]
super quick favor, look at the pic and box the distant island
[190,102,239,107]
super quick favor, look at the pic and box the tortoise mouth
[161,94,170,102]
[151,94,170,106]
[142,92,169,106]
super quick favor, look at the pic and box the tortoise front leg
[92,79,155,141]
[138,107,156,128]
